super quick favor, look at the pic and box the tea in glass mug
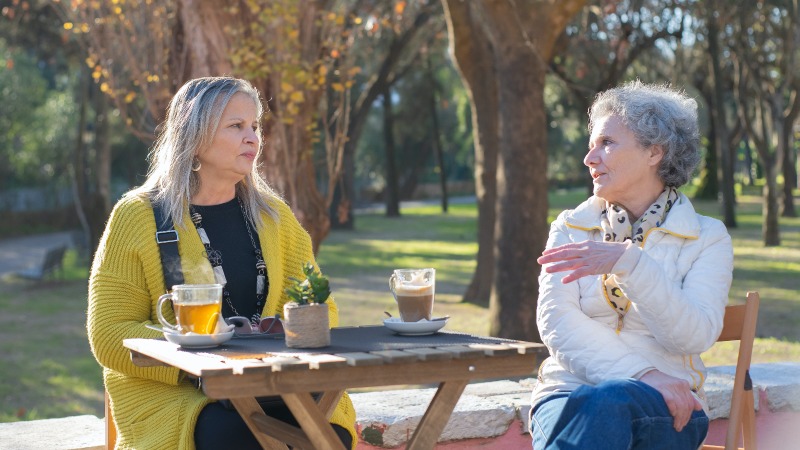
[389,268,435,322]
[157,284,223,334]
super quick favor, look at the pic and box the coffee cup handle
[156,293,181,333]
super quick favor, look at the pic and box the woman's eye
[231,123,241,129]
[252,125,258,132]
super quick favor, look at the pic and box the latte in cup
[394,284,434,322]
[389,268,435,322]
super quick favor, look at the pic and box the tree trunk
[488,44,547,342]
[708,11,737,226]
[72,68,92,259]
[292,155,331,255]
[475,0,584,342]
[743,137,755,186]
[763,164,781,246]
[382,86,401,217]
[694,113,719,200]
[89,86,113,257]
[441,0,498,306]
[177,0,234,78]
[780,88,800,218]
[427,56,448,214]
[780,120,797,217]
[331,148,357,230]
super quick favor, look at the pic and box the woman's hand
[537,240,628,283]
[639,369,702,432]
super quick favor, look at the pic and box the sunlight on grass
[703,337,800,367]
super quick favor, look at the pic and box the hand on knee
[639,370,701,432]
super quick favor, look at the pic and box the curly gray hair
[588,80,701,187]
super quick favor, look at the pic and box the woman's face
[196,92,260,186]
[584,114,663,207]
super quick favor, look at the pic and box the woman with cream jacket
[530,81,733,450]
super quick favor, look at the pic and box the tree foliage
[0,2,78,191]
[60,0,365,250]
[61,0,178,141]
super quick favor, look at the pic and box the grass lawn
[1,190,798,422]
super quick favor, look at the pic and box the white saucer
[163,330,235,348]
[383,317,447,336]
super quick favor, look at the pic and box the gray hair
[588,80,701,187]
[132,76,278,229]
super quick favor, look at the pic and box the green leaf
[284,262,330,305]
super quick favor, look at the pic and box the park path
[0,195,476,278]
[0,231,75,277]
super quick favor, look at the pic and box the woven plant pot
[283,302,330,348]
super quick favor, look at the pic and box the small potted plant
[283,262,331,348]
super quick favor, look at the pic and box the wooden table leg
[229,397,290,450]
[283,392,347,450]
[317,390,345,420]
[406,379,469,450]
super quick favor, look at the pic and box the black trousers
[194,400,352,450]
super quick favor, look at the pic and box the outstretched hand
[640,369,703,432]
[537,240,628,284]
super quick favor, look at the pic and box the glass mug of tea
[389,268,435,322]
[157,284,223,334]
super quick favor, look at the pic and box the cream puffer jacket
[531,193,733,408]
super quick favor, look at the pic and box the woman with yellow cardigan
[87,77,356,449]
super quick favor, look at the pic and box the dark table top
[205,325,535,356]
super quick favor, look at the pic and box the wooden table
[124,326,547,450]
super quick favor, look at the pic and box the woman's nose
[584,148,597,167]
[245,129,259,144]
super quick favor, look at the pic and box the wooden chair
[702,291,760,450]
[105,389,116,450]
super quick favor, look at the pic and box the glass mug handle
[156,293,181,333]
[388,273,398,300]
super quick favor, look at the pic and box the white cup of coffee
[389,268,435,322]
[157,284,223,335]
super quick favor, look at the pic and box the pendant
[198,228,209,244]
[256,274,265,295]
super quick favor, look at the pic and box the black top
[191,198,266,319]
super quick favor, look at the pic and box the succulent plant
[284,262,330,305]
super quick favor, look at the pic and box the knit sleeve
[87,196,181,385]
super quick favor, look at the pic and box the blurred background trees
[1,0,798,340]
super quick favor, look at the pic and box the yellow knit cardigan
[87,194,356,449]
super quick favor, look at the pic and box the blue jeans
[530,379,708,450]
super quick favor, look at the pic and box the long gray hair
[131,76,279,229]
[588,80,701,187]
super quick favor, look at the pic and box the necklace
[189,198,268,325]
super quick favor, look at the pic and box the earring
[191,157,201,172]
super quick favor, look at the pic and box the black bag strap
[151,199,184,290]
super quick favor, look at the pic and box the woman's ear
[648,145,664,166]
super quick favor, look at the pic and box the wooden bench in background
[14,245,67,280]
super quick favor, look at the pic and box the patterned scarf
[599,187,678,333]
